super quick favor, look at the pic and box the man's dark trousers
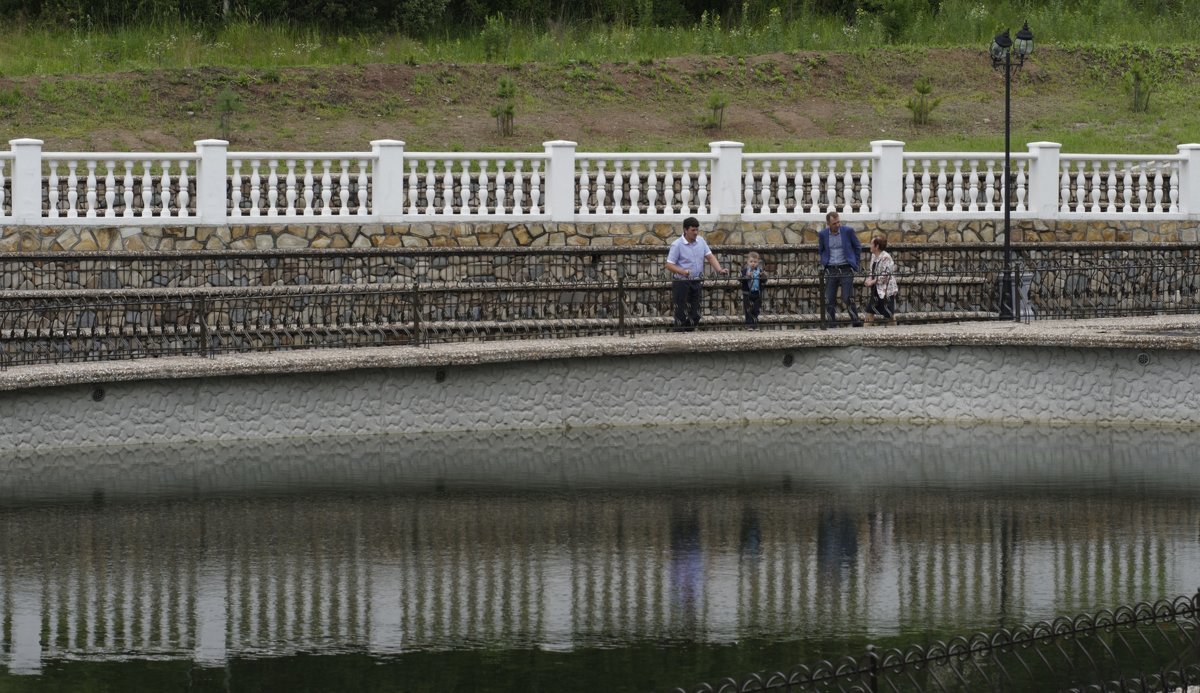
[672,279,702,331]
[823,264,861,327]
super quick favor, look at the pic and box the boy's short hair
[747,251,761,260]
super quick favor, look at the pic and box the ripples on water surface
[1,423,1199,691]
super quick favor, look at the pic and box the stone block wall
[2,219,1198,252]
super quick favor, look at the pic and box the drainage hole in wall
[435,368,447,383]
[91,386,106,402]
[782,353,794,367]
[1137,352,1150,366]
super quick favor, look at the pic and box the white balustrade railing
[576,153,714,217]
[743,154,874,215]
[228,153,374,218]
[1,138,1197,226]
[399,152,547,216]
[1058,154,1181,215]
[900,153,1031,213]
[42,153,198,220]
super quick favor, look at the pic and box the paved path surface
[3,315,1199,392]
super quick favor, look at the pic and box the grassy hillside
[0,45,1196,154]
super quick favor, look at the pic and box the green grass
[0,0,1198,77]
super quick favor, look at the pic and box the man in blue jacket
[817,211,863,328]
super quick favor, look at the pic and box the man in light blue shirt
[666,216,728,331]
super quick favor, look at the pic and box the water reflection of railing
[673,593,1200,693]
[4,423,1200,674]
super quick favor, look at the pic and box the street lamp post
[990,22,1034,320]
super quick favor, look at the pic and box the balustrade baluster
[119,162,133,219]
[1015,160,1027,212]
[103,161,116,217]
[951,160,964,212]
[249,160,261,217]
[356,159,368,215]
[679,162,691,214]
[919,160,932,212]
[47,162,59,218]
[646,161,658,214]
[476,161,490,214]
[1169,162,1180,213]
[320,160,332,215]
[177,161,190,217]
[968,160,981,212]
[302,160,315,215]
[1105,163,1117,214]
[750,163,763,214]
[842,160,854,214]
[230,160,243,218]
[513,160,525,214]
[595,162,607,215]
[141,161,154,216]
[459,161,472,213]
[67,162,79,218]
[1059,164,1071,213]
[495,163,508,214]
[662,162,674,214]
[628,161,640,214]
[407,161,419,214]
[1153,167,1164,213]
[984,161,996,213]
[858,158,872,213]
[809,161,821,214]
[338,160,350,215]
[777,160,790,213]
[825,159,837,213]
[267,160,279,216]
[904,160,916,212]
[1075,163,1087,213]
[935,160,947,212]
[85,161,98,218]
[530,159,541,214]
[285,160,298,216]
[1137,169,1149,213]
[1121,169,1133,212]
[441,160,454,214]
[424,161,436,215]
[1089,162,1102,213]
[696,161,709,214]
[611,162,623,215]
[577,161,590,214]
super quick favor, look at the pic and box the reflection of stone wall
[2,219,1198,252]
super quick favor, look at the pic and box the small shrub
[481,12,511,62]
[491,75,516,136]
[905,75,941,126]
[216,87,240,140]
[702,90,728,129]
[1126,61,1153,113]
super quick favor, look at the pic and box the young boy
[739,251,767,328]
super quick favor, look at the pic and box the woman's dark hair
[872,236,887,250]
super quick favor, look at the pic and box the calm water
[1,423,1199,692]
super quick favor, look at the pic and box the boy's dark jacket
[739,268,767,293]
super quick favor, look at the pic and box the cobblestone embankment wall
[2,219,1198,252]
[0,343,1191,450]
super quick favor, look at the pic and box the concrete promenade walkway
[3,314,1200,393]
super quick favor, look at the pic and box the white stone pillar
[370,139,406,222]
[1176,143,1200,216]
[194,139,229,225]
[543,140,577,222]
[9,138,44,223]
[709,140,744,221]
[1026,141,1062,218]
[870,139,905,218]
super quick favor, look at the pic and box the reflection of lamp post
[991,22,1034,319]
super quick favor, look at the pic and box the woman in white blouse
[864,236,899,325]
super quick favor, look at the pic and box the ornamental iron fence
[671,592,1200,693]
[1,244,1198,367]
